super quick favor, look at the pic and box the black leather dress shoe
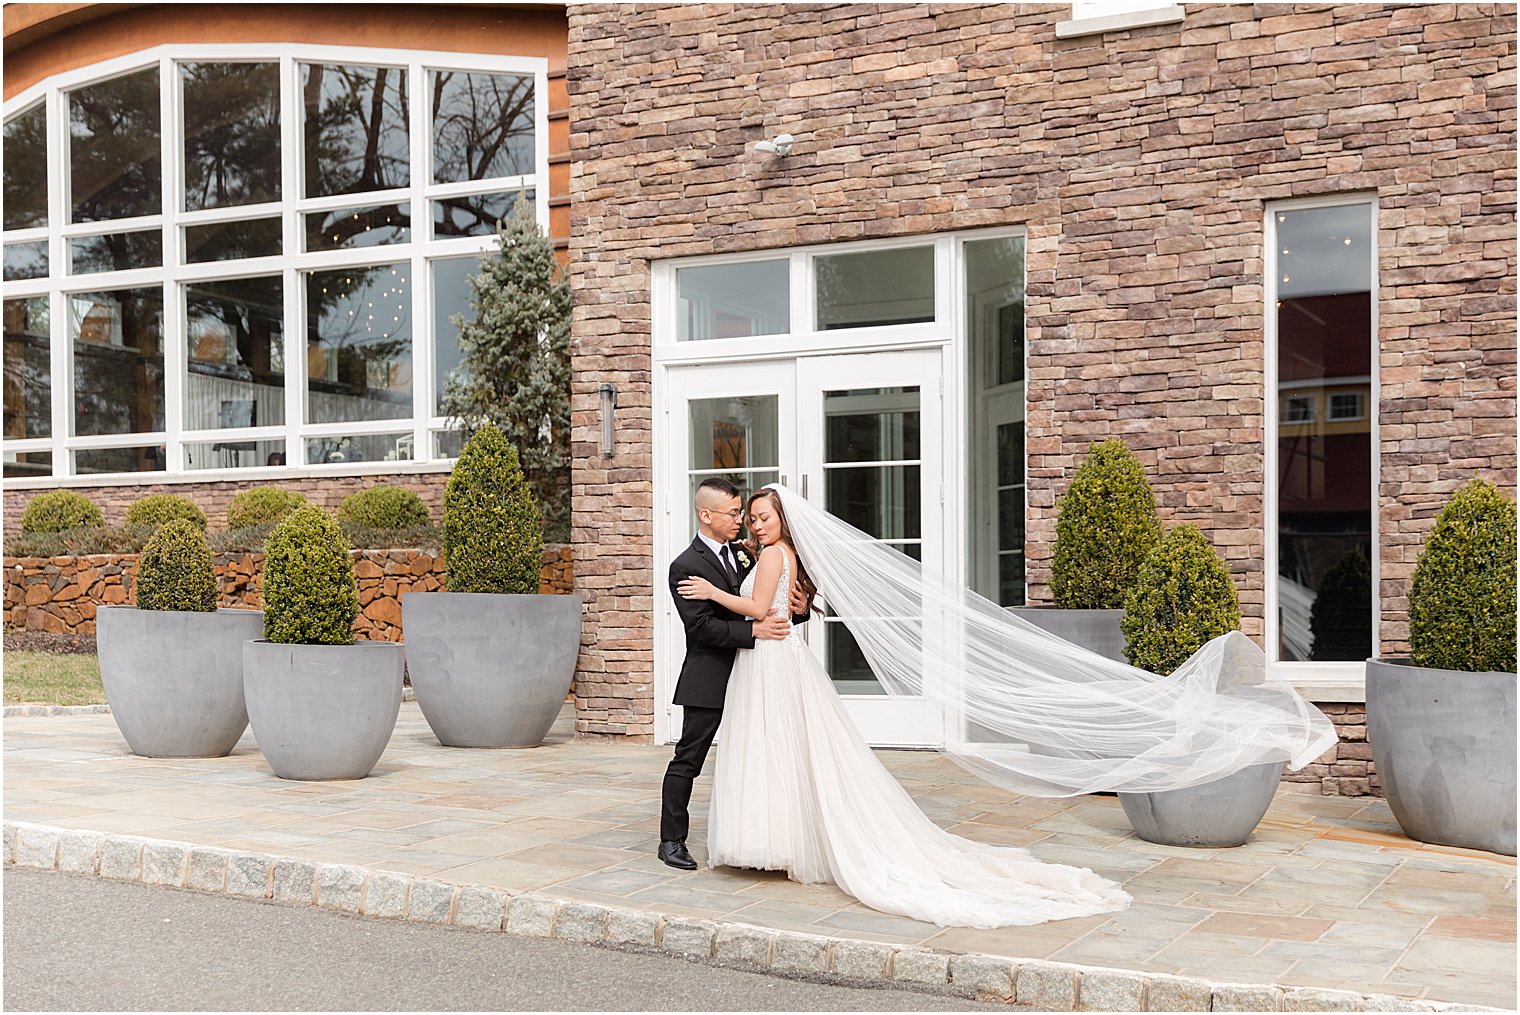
[658,839,698,870]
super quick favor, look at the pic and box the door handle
[802,474,809,498]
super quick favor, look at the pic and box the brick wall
[3,545,576,640]
[566,3,1516,744]
[3,472,453,536]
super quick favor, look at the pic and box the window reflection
[185,218,282,263]
[3,450,52,478]
[305,265,412,424]
[70,231,162,274]
[305,203,410,251]
[432,189,533,239]
[186,439,285,471]
[75,445,165,474]
[3,105,48,230]
[305,432,413,465]
[182,63,281,210]
[3,242,48,281]
[3,296,51,439]
[431,70,534,183]
[677,260,790,342]
[815,246,934,330]
[302,63,410,198]
[69,67,161,223]
[70,288,164,437]
[185,276,284,432]
[1274,204,1374,663]
[432,256,475,411]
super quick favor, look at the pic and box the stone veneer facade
[565,2,1517,750]
[4,546,576,641]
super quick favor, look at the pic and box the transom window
[2,46,547,480]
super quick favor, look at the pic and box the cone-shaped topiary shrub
[1122,524,1242,676]
[443,422,542,595]
[1309,548,1372,662]
[338,486,430,529]
[133,518,218,612]
[261,506,359,645]
[126,493,208,532]
[1407,478,1517,673]
[228,487,307,530]
[21,490,104,533]
[1051,439,1162,609]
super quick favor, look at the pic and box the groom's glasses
[705,508,745,520]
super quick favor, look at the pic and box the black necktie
[720,546,737,584]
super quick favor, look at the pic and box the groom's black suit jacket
[668,536,808,710]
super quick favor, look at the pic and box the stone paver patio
[4,705,1514,1009]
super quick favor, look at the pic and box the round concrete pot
[242,640,404,781]
[1366,657,1517,856]
[96,605,265,758]
[1119,761,1287,847]
[1006,606,1127,664]
[401,592,583,748]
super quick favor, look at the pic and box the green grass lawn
[3,652,106,706]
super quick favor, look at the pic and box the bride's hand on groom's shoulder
[678,576,716,601]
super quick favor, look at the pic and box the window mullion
[281,54,303,467]
[161,56,185,472]
[410,60,430,459]
[47,85,69,476]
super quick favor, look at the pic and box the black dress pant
[660,705,723,843]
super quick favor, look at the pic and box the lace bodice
[740,549,792,621]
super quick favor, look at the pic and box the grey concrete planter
[96,605,265,758]
[1366,657,1517,856]
[1007,606,1128,664]
[402,592,583,748]
[1119,761,1287,847]
[242,640,404,781]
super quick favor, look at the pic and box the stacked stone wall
[3,545,575,642]
[566,2,1516,746]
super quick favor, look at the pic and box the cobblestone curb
[4,688,416,719]
[3,704,112,717]
[2,821,1496,1012]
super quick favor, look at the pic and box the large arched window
[2,45,548,480]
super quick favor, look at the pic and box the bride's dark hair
[744,488,819,615]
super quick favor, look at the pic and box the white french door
[658,348,944,746]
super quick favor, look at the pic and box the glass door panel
[799,351,943,746]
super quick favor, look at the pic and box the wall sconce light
[599,383,617,456]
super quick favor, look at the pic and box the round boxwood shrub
[1407,478,1517,674]
[21,490,104,534]
[261,506,359,646]
[125,493,208,532]
[1309,548,1372,662]
[133,519,218,613]
[227,487,307,530]
[443,422,542,595]
[1051,439,1162,609]
[338,486,430,530]
[1122,524,1242,676]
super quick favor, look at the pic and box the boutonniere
[734,549,752,569]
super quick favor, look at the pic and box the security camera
[754,133,794,157]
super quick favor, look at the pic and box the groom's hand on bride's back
[753,611,791,641]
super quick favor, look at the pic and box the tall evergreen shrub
[1122,524,1242,676]
[1407,478,1517,673]
[134,519,218,613]
[1051,440,1162,609]
[442,423,542,595]
[261,506,359,645]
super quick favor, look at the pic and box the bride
[678,485,1335,930]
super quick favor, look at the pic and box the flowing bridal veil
[767,484,1337,797]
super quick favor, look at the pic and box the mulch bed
[4,630,97,655]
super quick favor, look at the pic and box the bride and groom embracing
[657,478,1336,930]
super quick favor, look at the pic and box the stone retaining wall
[3,545,575,642]
[1288,704,1378,797]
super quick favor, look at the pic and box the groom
[659,478,809,870]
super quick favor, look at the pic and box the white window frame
[1264,194,1380,702]
[2,43,550,487]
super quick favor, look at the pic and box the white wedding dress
[708,552,1132,929]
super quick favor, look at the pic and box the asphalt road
[4,868,1005,1011]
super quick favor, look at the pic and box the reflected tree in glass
[185,276,285,431]
[69,67,161,223]
[431,71,534,183]
[3,104,48,230]
[181,63,281,211]
[302,63,410,201]
[305,265,412,424]
[70,288,165,439]
[3,296,51,439]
